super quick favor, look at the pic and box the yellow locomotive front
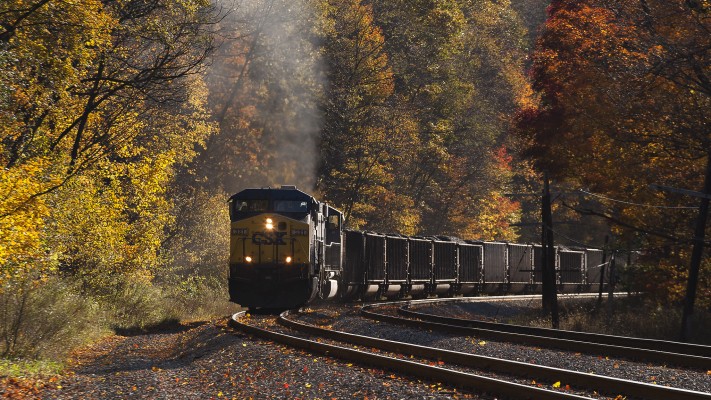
[228,186,341,309]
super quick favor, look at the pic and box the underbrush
[512,296,711,345]
[162,273,238,322]
[0,277,104,363]
[0,270,238,377]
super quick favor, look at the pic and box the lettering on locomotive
[251,231,287,245]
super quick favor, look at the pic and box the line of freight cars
[337,230,612,300]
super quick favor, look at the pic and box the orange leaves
[0,377,46,399]
[520,1,711,285]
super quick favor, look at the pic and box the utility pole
[597,235,609,306]
[681,154,711,342]
[651,152,711,342]
[607,252,616,301]
[541,172,559,329]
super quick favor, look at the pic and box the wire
[545,224,603,249]
[578,189,698,210]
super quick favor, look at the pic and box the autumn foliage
[3,0,708,367]
[517,0,711,305]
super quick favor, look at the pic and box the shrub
[161,273,237,321]
[96,273,178,331]
[0,276,102,361]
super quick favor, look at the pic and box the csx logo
[252,231,287,245]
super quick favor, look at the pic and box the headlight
[244,256,252,263]
[285,256,292,264]
[265,218,273,230]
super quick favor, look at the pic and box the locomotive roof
[229,186,317,204]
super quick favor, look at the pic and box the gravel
[33,318,489,399]
[306,303,711,394]
[18,299,711,399]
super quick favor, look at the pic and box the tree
[199,0,325,195]
[366,0,530,238]
[516,0,711,303]
[1,0,217,284]
[317,0,420,232]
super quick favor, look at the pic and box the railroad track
[229,307,711,400]
[401,297,711,357]
[361,298,711,370]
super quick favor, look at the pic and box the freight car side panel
[508,244,533,284]
[559,250,584,284]
[343,230,366,284]
[386,236,408,282]
[433,240,457,281]
[458,243,482,284]
[408,238,431,282]
[483,242,507,284]
[366,233,387,283]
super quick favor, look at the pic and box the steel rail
[279,310,711,400]
[228,312,592,400]
[399,299,711,358]
[361,303,711,370]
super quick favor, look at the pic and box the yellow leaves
[0,158,57,283]
[477,341,486,346]
[462,189,521,242]
[0,0,217,288]
[552,381,561,388]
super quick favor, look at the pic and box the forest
[1,0,709,364]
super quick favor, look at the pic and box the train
[228,186,612,309]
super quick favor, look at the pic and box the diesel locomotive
[228,186,614,310]
[228,186,343,309]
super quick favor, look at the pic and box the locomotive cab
[228,186,341,309]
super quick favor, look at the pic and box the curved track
[230,307,711,400]
[399,298,711,357]
[361,298,711,370]
[231,311,590,399]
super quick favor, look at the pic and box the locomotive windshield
[229,186,316,221]
[234,199,268,212]
[274,200,309,212]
